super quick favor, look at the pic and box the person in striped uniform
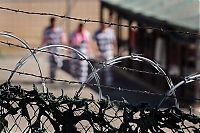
[69,23,91,82]
[93,23,117,85]
[42,17,67,82]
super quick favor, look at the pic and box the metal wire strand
[0,6,199,37]
[0,40,186,80]
[0,66,200,102]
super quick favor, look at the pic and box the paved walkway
[0,54,100,99]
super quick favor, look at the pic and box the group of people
[42,17,116,84]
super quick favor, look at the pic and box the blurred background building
[100,0,200,102]
[0,0,99,45]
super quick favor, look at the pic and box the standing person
[42,17,67,82]
[93,23,117,85]
[69,23,91,82]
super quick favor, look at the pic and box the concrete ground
[0,53,100,99]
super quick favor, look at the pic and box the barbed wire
[0,40,186,80]
[0,66,163,96]
[0,6,199,38]
[0,66,200,102]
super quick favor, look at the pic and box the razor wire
[0,35,178,107]
[2,37,200,106]
[159,73,200,108]
[0,32,45,89]
[75,55,177,108]
[7,44,101,98]
[0,31,100,99]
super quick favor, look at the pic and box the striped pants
[70,43,88,82]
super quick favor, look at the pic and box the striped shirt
[43,26,64,52]
[93,28,115,60]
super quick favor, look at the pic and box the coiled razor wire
[0,33,177,107]
[76,55,178,108]
[159,73,200,108]
[0,32,44,88]
[0,32,176,106]
[0,36,200,132]
[7,43,101,99]
[0,32,101,99]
